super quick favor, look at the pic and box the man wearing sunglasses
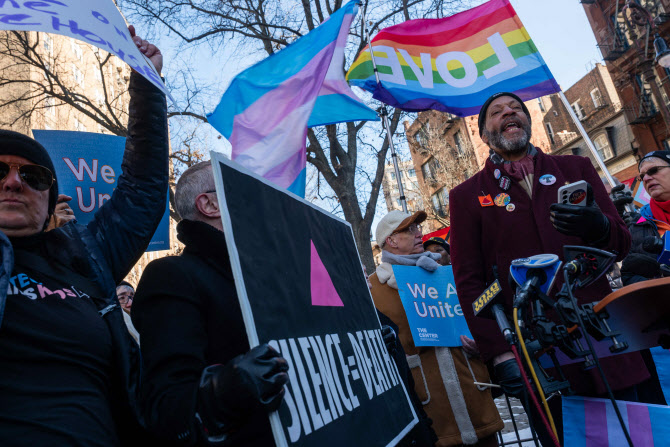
[0,28,167,446]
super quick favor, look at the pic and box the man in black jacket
[132,161,288,446]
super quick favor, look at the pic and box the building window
[71,40,83,61]
[408,168,416,177]
[72,64,84,87]
[537,97,546,112]
[546,122,555,145]
[42,33,52,55]
[74,118,87,132]
[454,131,464,155]
[390,172,396,181]
[571,147,580,156]
[590,88,603,108]
[421,158,440,182]
[571,100,585,120]
[593,134,613,161]
[416,123,430,148]
[431,188,448,217]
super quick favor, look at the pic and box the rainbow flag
[346,0,560,117]
[207,1,377,197]
[562,396,670,446]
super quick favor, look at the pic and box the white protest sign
[0,0,168,98]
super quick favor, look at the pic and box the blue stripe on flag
[287,167,306,197]
[562,396,587,447]
[650,347,670,405]
[308,93,379,127]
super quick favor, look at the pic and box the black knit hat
[0,129,58,215]
[639,150,670,169]
[478,92,531,137]
[423,237,450,254]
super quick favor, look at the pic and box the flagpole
[362,11,408,213]
[558,91,617,188]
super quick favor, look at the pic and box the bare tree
[118,0,472,272]
[0,30,210,223]
[407,111,479,229]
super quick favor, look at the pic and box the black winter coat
[132,219,272,446]
[0,72,169,445]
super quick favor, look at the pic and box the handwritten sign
[0,0,168,97]
[392,265,472,347]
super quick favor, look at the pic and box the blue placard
[392,265,472,347]
[33,130,170,252]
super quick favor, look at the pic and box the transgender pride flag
[562,396,670,446]
[346,0,560,117]
[207,1,377,197]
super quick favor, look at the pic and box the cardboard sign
[33,130,170,251]
[392,265,472,347]
[0,0,168,97]
[210,151,417,447]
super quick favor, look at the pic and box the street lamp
[654,33,670,68]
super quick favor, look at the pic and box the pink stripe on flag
[261,142,307,190]
[233,102,313,180]
[378,0,509,36]
[229,42,336,153]
[585,399,608,447]
[628,403,654,447]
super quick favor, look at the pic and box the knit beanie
[0,129,58,215]
[478,92,531,137]
[639,150,670,169]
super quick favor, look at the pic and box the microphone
[642,234,670,266]
[509,254,562,307]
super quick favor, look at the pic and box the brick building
[404,98,552,232]
[581,0,670,161]
[543,63,638,181]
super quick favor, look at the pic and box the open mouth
[502,122,522,134]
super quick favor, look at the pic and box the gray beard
[484,123,532,155]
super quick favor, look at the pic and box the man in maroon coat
[450,92,649,443]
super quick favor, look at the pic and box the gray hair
[175,161,215,221]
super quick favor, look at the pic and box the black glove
[381,325,398,356]
[550,184,610,245]
[197,344,289,435]
[493,358,525,399]
[621,253,661,279]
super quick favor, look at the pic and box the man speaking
[449,92,648,443]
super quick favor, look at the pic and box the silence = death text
[269,329,403,442]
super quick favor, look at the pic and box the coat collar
[177,219,233,277]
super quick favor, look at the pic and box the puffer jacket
[0,72,168,444]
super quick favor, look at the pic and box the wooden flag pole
[362,7,408,213]
[558,91,617,188]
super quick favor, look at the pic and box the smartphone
[557,180,589,206]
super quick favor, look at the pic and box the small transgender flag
[207,1,378,197]
[562,396,670,446]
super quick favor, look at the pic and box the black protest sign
[211,153,417,447]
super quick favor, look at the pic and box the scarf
[649,198,670,235]
[490,145,537,198]
[376,250,442,289]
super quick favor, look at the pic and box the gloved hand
[381,325,397,356]
[493,358,524,398]
[621,253,661,279]
[197,344,289,435]
[550,184,610,244]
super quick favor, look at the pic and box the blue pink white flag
[207,1,377,197]
[562,396,670,446]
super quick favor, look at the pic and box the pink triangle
[310,240,344,307]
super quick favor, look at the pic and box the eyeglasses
[639,165,670,182]
[117,293,134,304]
[0,161,54,191]
[393,223,423,236]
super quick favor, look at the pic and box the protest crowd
[2,1,670,447]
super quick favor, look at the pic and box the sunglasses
[639,165,670,182]
[0,161,54,191]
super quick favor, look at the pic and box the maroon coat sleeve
[450,183,510,362]
[578,157,631,261]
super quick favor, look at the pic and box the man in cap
[449,92,645,443]
[423,237,450,266]
[370,210,503,447]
